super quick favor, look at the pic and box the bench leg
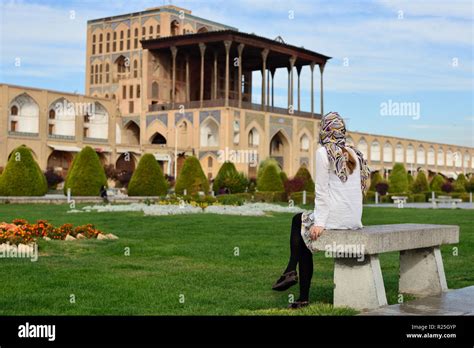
[333,254,387,310]
[399,246,448,296]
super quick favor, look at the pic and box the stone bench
[391,196,408,208]
[429,197,462,209]
[312,224,459,310]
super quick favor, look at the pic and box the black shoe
[288,300,309,309]
[272,271,298,291]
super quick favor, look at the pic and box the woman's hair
[342,148,357,174]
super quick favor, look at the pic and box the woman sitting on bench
[272,112,370,309]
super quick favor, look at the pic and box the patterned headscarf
[319,112,370,193]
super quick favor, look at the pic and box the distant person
[272,112,370,309]
[100,185,109,204]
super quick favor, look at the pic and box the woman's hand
[309,225,325,240]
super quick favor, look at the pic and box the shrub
[388,163,408,193]
[216,194,246,206]
[44,169,64,189]
[363,191,376,204]
[407,173,415,192]
[284,177,305,194]
[375,181,389,196]
[175,156,209,195]
[257,163,284,192]
[213,161,248,194]
[441,182,454,193]
[412,171,429,193]
[294,166,315,192]
[453,173,467,192]
[257,158,281,183]
[369,171,383,191]
[127,154,168,196]
[63,146,107,196]
[254,191,286,203]
[280,171,288,185]
[0,145,47,196]
[411,193,426,202]
[289,191,315,205]
[430,174,445,191]
[467,175,474,193]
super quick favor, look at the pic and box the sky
[0,0,473,147]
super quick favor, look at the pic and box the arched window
[127,29,130,50]
[49,109,56,119]
[454,151,462,167]
[437,149,444,166]
[200,118,219,147]
[171,20,180,36]
[156,25,160,36]
[248,128,259,147]
[92,34,96,54]
[120,30,124,51]
[417,145,425,165]
[395,143,404,163]
[106,32,110,52]
[149,25,153,39]
[358,138,368,158]
[208,157,213,168]
[150,132,167,145]
[446,150,453,166]
[427,147,435,165]
[406,144,415,164]
[99,33,103,54]
[464,151,470,168]
[10,105,18,115]
[8,93,40,133]
[152,81,159,99]
[113,31,117,51]
[383,142,393,162]
[370,141,380,161]
[300,134,310,151]
[134,28,139,49]
[105,63,110,83]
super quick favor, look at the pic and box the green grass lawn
[0,204,472,315]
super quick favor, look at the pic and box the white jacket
[313,146,363,229]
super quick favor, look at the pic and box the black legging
[284,213,313,302]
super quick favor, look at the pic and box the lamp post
[174,125,178,179]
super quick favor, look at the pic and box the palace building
[0,5,473,180]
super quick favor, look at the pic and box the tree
[467,175,474,193]
[407,172,415,192]
[175,156,209,195]
[369,171,383,191]
[213,161,248,194]
[453,173,467,192]
[257,163,284,192]
[294,166,315,192]
[388,163,409,193]
[412,171,429,193]
[63,146,107,196]
[0,146,47,196]
[257,158,281,183]
[127,154,168,196]
[430,174,445,192]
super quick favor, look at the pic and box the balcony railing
[148,99,320,119]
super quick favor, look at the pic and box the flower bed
[0,219,117,245]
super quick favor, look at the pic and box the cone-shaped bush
[467,175,474,193]
[430,174,445,191]
[213,161,248,194]
[295,166,315,192]
[369,171,383,191]
[388,163,408,193]
[257,158,281,183]
[412,171,429,193]
[63,146,107,196]
[175,156,209,195]
[257,163,284,192]
[0,145,47,196]
[454,173,467,192]
[407,172,415,192]
[128,154,168,196]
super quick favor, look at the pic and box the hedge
[175,156,209,195]
[257,163,284,192]
[389,163,409,193]
[257,158,281,183]
[63,146,107,196]
[294,166,315,192]
[127,153,168,196]
[454,173,467,192]
[254,191,287,203]
[430,174,445,191]
[412,171,429,193]
[213,161,248,194]
[0,145,47,196]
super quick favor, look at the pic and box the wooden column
[319,62,325,117]
[261,48,269,111]
[287,66,291,109]
[185,54,190,102]
[289,56,296,112]
[170,46,178,107]
[266,70,270,106]
[310,62,315,117]
[213,51,218,99]
[199,43,206,107]
[224,40,232,107]
[296,65,302,112]
[237,43,245,108]
[271,68,276,108]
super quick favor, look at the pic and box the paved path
[360,286,474,315]
[365,202,474,209]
